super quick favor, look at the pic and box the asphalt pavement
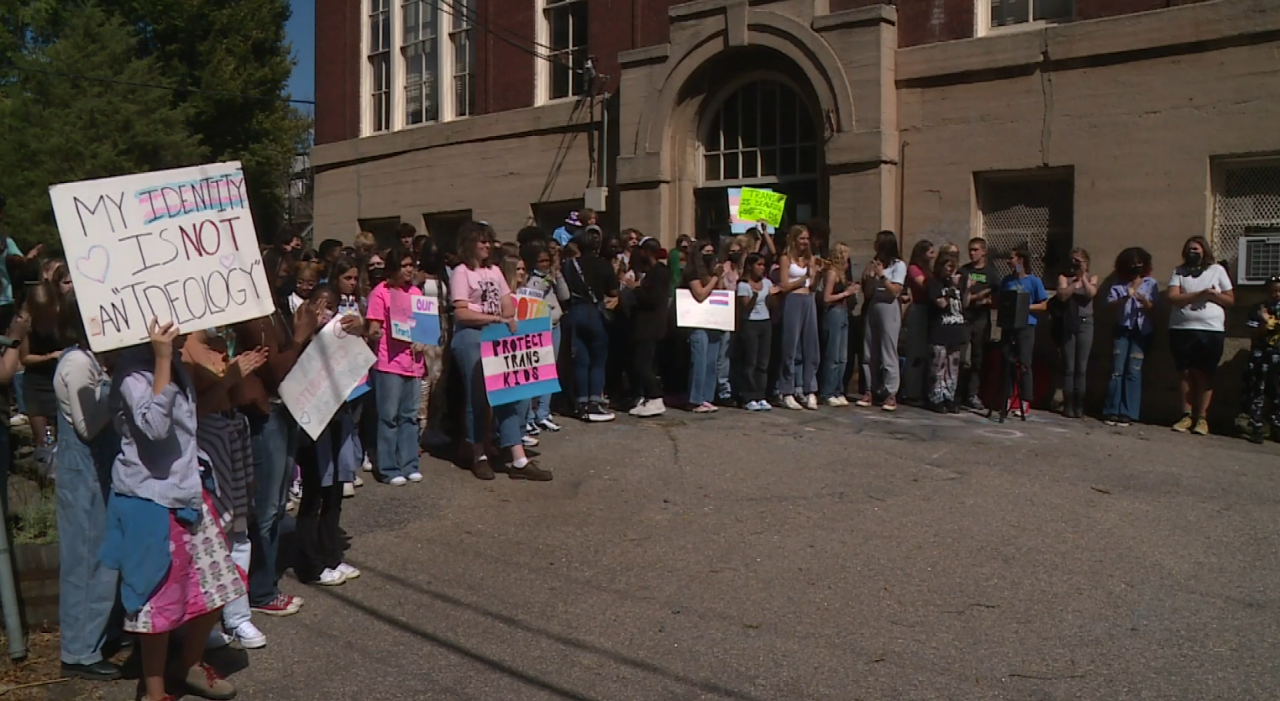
[76,403,1280,700]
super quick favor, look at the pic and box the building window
[424,209,474,254]
[542,0,587,101]
[450,0,476,117]
[701,80,819,185]
[977,170,1074,279]
[978,0,1072,34]
[368,0,393,133]
[1212,157,1280,269]
[402,0,439,125]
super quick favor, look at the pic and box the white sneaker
[8,414,27,427]
[407,472,423,483]
[388,476,408,486]
[536,418,562,432]
[342,482,355,498]
[316,568,346,586]
[783,395,803,410]
[635,398,667,417]
[353,475,364,487]
[628,399,648,416]
[521,434,539,447]
[361,456,373,472]
[233,621,267,649]
[335,563,361,580]
[804,394,819,410]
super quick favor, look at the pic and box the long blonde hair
[785,225,811,261]
[828,243,850,285]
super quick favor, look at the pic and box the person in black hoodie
[562,226,619,422]
[624,237,670,417]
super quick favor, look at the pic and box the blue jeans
[688,329,723,406]
[55,413,118,665]
[248,403,299,607]
[531,325,561,423]
[13,370,25,414]
[716,331,733,400]
[1104,330,1150,421]
[371,370,421,480]
[820,306,850,398]
[452,326,525,450]
[568,303,608,403]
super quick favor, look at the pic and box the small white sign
[675,289,736,332]
[48,162,274,351]
[279,316,377,440]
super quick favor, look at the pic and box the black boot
[1071,391,1084,419]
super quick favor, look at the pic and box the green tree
[0,2,206,250]
[100,0,311,244]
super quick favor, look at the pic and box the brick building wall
[314,0,361,143]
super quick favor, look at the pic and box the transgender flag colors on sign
[479,317,561,406]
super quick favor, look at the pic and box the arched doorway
[694,77,822,243]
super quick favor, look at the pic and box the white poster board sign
[675,289,736,332]
[48,161,274,352]
[279,315,377,440]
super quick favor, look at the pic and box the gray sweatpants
[863,301,902,396]
[778,293,819,396]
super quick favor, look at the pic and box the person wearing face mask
[998,246,1049,415]
[1167,235,1234,435]
[1103,248,1157,427]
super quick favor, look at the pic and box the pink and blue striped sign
[480,317,560,406]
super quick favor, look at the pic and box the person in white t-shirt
[1167,236,1234,435]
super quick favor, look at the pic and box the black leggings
[295,442,344,582]
[630,339,663,400]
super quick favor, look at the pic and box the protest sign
[280,316,377,440]
[676,289,735,332]
[514,287,550,320]
[48,162,274,352]
[410,294,441,345]
[480,317,559,406]
[389,290,413,342]
[737,187,787,228]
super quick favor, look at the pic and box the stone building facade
[313,0,1280,420]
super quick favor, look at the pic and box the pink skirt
[123,494,246,634]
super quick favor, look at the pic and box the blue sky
[286,0,315,114]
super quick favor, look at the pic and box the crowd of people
[0,185,1276,700]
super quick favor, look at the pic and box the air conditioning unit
[1237,231,1280,285]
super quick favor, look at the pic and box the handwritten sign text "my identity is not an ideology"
[48,162,275,352]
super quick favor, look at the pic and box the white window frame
[362,0,475,137]
[365,0,393,135]
[449,0,477,119]
[698,77,820,188]
[535,0,587,105]
[975,0,1072,37]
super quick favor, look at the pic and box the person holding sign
[295,286,366,586]
[101,319,246,701]
[775,225,824,411]
[681,239,728,413]
[364,247,426,486]
[449,222,552,481]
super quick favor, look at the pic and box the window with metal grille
[424,210,474,255]
[449,0,476,117]
[542,0,587,101]
[1212,158,1280,271]
[977,172,1074,280]
[979,0,1072,34]
[701,81,819,185]
[368,0,393,133]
